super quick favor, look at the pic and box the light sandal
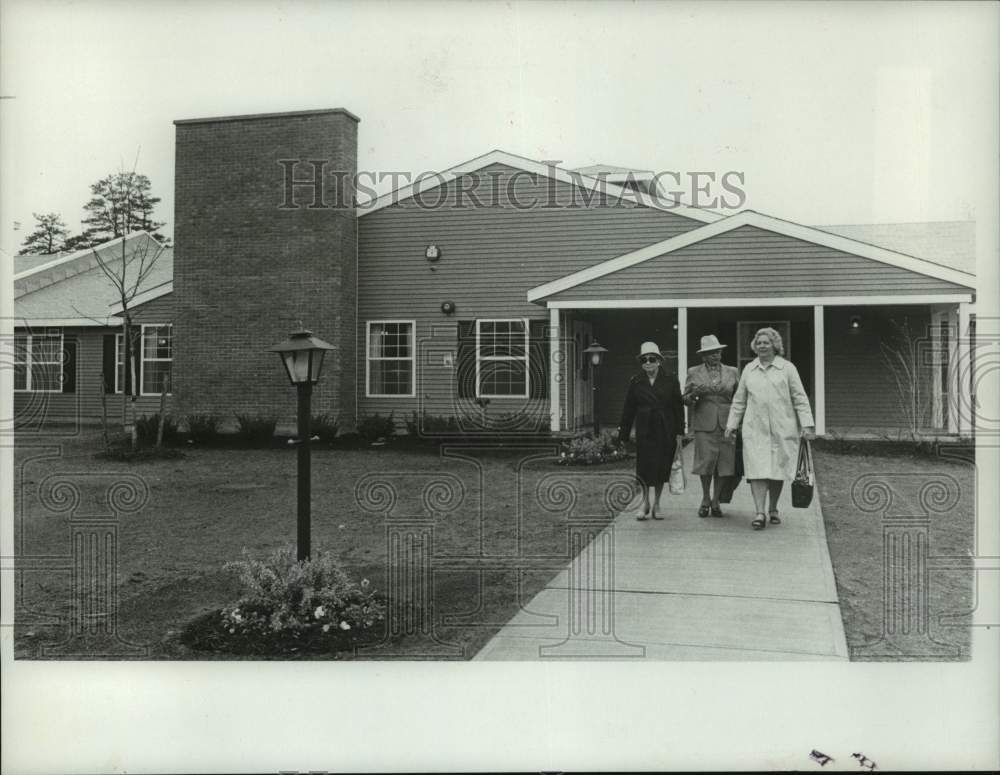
[751,514,766,530]
[768,510,781,525]
[697,504,710,518]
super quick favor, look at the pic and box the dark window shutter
[102,334,116,393]
[61,339,77,393]
[456,320,477,399]
[529,320,548,399]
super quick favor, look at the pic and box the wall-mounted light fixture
[849,315,862,331]
[425,244,441,262]
[440,300,456,315]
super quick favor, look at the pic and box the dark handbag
[791,438,814,508]
[716,431,743,504]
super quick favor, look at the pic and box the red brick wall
[172,110,358,431]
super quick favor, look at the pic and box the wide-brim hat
[696,334,727,354]
[637,341,663,361]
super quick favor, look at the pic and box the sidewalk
[475,443,849,660]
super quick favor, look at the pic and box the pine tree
[17,212,70,255]
[81,171,166,245]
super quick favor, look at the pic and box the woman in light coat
[724,327,815,530]
[683,335,740,517]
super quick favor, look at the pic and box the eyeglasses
[640,356,660,364]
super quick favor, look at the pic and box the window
[114,334,125,393]
[476,319,529,398]
[14,332,63,392]
[366,321,415,397]
[140,324,172,395]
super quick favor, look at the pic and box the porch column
[677,307,688,382]
[813,305,826,435]
[549,306,561,433]
[947,306,960,432]
[957,301,973,436]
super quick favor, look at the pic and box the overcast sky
[1,1,997,263]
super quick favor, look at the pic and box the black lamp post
[268,327,336,561]
[582,340,608,435]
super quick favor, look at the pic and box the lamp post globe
[267,327,336,561]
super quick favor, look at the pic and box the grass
[812,439,975,661]
[14,429,633,660]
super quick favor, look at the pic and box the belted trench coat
[726,356,814,481]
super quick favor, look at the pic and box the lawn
[13,429,634,659]
[812,439,976,661]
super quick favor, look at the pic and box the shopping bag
[717,432,743,504]
[668,445,686,494]
[791,438,814,508]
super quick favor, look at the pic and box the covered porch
[532,211,977,439]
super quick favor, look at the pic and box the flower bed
[181,546,386,656]
[555,429,629,466]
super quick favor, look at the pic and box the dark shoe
[769,510,781,525]
[697,504,710,518]
[710,506,724,518]
[752,514,766,530]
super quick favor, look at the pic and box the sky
[1,0,997,263]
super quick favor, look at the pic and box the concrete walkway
[475,443,849,661]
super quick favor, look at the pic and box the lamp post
[268,327,336,562]
[582,340,608,435]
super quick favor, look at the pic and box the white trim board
[13,232,164,281]
[526,210,976,302]
[546,294,973,309]
[356,149,721,223]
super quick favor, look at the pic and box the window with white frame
[476,319,529,398]
[366,321,415,396]
[115,333,125,393]
[140,324,172,395]
[14,331,63,392]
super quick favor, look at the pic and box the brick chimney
[172,108,359,430]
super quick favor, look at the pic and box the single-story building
[14,108,979,439]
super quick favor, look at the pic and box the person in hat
[617,341,685,520]
[724,327,816,530]
[683,335,740,517]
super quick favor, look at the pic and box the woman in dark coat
[617,341,685,520]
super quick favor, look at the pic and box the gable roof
[15,233,173,326]
[527,210,976,303]
[356,149,722,223]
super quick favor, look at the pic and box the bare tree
[880,317,935,443]
[73,233,165,447]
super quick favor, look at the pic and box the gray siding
[357,163,704,423]
[14,327,170,427]
[544,225,971,301]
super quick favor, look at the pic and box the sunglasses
[640,356,661,364]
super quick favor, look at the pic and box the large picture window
[13,331,63,392]
[140,324,172,395]
[476,319,529,398]
[366,320,415,397]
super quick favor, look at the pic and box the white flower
[322,623,331,633]
[314,605,326,619]
[228,628,236,634]
[339,621,351,631]
[360,578,370,589]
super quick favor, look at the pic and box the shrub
[357,412,395,443]
[234,414,277,445]
[556,428,628,466]
[311,413,339,443]
[405,411,460,439]
[186,413,221,444]
[134,413,180,446]
[220,546,385,640]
